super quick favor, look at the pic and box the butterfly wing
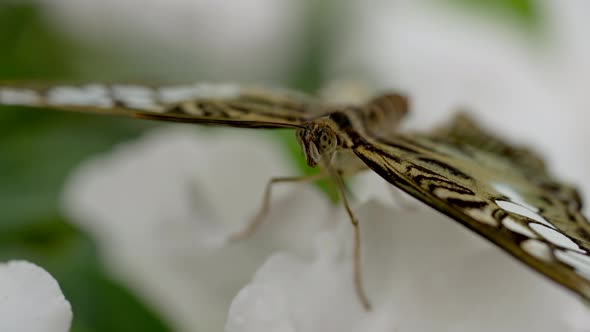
[354,113,590,302]
[0,83,320,128]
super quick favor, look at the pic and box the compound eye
[295,128,305,143]
[318,131,335,152]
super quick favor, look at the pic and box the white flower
[55,0,590,330]
[227,200,589,332]
[0,260,72,332]
[62,127,338,331]
[62,125,588,331]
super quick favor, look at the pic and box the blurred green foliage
[0,5,71,78]
[0,1,541,331]
[0,3,169,332]
[449,0,539,29]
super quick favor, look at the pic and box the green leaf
[448,0,540,29]
[0,3,74,79]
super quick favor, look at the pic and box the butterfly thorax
[295,93,410,169]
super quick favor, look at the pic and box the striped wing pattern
[0,83,319,128]
[354,115,590,302]
[2,82,590,304]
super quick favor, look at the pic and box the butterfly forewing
[0,83,320,128]
[3,80,590,305]
[353,115,590,301]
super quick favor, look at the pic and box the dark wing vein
[0,83,320,128]
[353,114,590,302]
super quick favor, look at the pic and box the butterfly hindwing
[353,114,590,302]
[0,83,319,128]
[430,113,548,175]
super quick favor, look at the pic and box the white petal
[226,226,370,332]
[226,251,366,332]
[564,300,590,332]
[0,261,72,332]
[228,200,585,331]
[62,127,333,332]
[363,201,583,331]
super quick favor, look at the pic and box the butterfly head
[296,123,338,168]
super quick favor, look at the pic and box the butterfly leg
[229,172,327,241]
[331,169,372,311]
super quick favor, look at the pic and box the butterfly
[1,82,589,310]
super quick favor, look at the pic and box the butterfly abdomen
[361,93,409,137]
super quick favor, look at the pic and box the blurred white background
[38,0,590,196]
[3,0,590,331]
